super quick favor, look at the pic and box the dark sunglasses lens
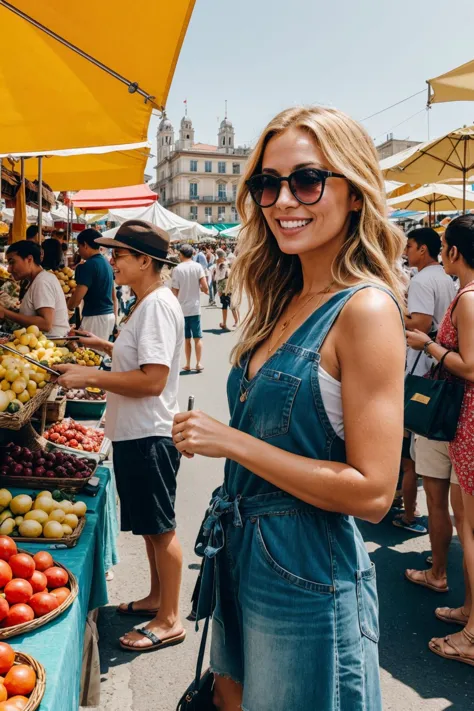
[290,169,324,204]
[249,175,280,207]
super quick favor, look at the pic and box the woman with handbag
[406,214,474,666]
[172,106,406,710]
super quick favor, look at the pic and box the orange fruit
[6,697,28,710]
[0,644,14,676]
[4,664,36,696]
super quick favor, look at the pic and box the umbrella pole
[37,156,43,242]
[429,204,432,226]
[463,139,467,214]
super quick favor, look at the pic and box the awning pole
[37,156,43,241]
[463,139,468,215]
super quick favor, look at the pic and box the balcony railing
[164,195,235,206]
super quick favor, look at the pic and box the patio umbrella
[428,59,474,104]
[387,183,474,225]
[380,125,474,212]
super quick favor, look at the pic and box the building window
[190,160,198,172]
[204,207,212,218]
[189,182,198,199]
[190,206,198,220]
[231,207,238,222]
[217,183,226,200]
[218,161,226,174]
[205,161,212,173]
[218,206,225,220]
[232,184,237,200]
[232,163,240,175]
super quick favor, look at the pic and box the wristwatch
[423,339,434,354]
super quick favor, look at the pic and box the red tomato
[42,432,49,440]
[3,664,36,696]
[58,437,67,445]
[29,592,59,617]
[26,571,47,594]
[4,580,32,605]
[2,604,34,628]
[0,643,14,676]
[0,538,17,563]
[44,567,68,589]
[0,600,9,624]
[9,555,35,580]
[32,551,53,572]
[6,697,29,710]
[49,432,60,442]
[0,562,12,589]
[69,440,78,448]
[50,587,70,605]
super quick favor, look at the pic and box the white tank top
[318,366,344,439]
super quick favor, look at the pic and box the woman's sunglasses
[246,168,345,208]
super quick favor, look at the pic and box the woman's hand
[172,410,235,459]
[56,364,91,389]
[72,330,107,351]
[406,329,431,351]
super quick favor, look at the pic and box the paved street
[97,298,472,711]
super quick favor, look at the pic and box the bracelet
[423,339,434,354]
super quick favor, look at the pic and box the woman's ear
[449,245,459,264]
[349,191,363,214]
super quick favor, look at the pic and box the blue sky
[147,0,474,172]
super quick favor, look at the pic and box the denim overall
[198,285,386,711]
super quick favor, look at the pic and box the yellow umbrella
[380,125,474,211]
[387,183,474,225]
[428,59,474,104]
[11,178,26,242]
[0,0,195,152]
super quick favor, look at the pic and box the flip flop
[117,602,159,618]
[405,569,449,593]
[393,517,427,534]
[119,628,186,653]
[435,606,469,626]
[429,629,474,667]
[195,365,204,373]
[181,366,191,372]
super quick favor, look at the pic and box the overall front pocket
[356,564,380,643]
[255,517,335,594]
[247,369,301,439]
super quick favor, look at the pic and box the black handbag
[176,615,216,710]
[404,350,465,441]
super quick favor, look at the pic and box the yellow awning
[428,59,474,104]
[0,0,195,153]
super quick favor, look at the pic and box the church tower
[218,101,235,153]
[176,109,195,151]
[157,115,174,163]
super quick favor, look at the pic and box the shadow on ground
[359,512,473,710]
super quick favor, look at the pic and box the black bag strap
[193,613,211,689]
[409,350,423,376]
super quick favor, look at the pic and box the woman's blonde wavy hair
[230,105,406,366]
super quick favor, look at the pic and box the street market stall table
[3,465,113,711]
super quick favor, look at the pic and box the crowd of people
[2,104,473,710]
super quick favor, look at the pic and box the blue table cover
[5,466,113,711]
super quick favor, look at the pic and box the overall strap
[293,283,402,353]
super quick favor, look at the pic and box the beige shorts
[414,436,459,485]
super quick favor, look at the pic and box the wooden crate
[46,393,67,422]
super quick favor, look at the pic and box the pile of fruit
[52,267,76,295]
[44,419,104,453]
[0,489,86,540]
[0,537,71,631]
[0,641,39,710]
[65,387,106,401]
[1,443,95,481]
[0,267,10,283]
[67,348,101,367]
[0,325,69,369]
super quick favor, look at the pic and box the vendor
[56,220,186,653]
[66,228,117,342]
[41,230,63,271]
[2,240,70,336]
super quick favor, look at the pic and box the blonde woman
[173,107,406,710]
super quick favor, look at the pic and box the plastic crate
[65,398,107,418]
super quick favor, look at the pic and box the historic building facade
[153,112,251,225]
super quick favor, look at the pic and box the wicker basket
[0,552,78,640]
[46,393,67,423]
[11,515,86,548]
[0,383,55,431]
[13,652,46,711]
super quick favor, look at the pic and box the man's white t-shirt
[171,260,205,317]
[19,270,70,337]
[105,287,184,442]
[406,264,458,376]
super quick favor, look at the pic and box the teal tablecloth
[7,466,115,711]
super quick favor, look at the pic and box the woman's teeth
[279,219,311,229]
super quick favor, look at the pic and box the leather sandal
[405,569,449,593]
[119,628,186,653]
[429,628,474,667]
[435,606,469,626]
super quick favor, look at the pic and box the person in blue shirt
[193,246,208,273]
[67,228,117,341]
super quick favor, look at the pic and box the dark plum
[34,466,46,477]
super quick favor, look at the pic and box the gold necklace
[121,280,162,324]
[266,283,334,357]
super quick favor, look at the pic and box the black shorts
[402,433,413,460]
[112,436,181,535]
[220,294,231,310]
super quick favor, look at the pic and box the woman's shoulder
[338,283,402,327]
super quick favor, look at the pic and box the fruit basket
[0,649,46,711]
[0,442,98,493]
[65,388,106,418]
[0,544,78,640]
[0,383,55,431]
[43,419,108,462]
